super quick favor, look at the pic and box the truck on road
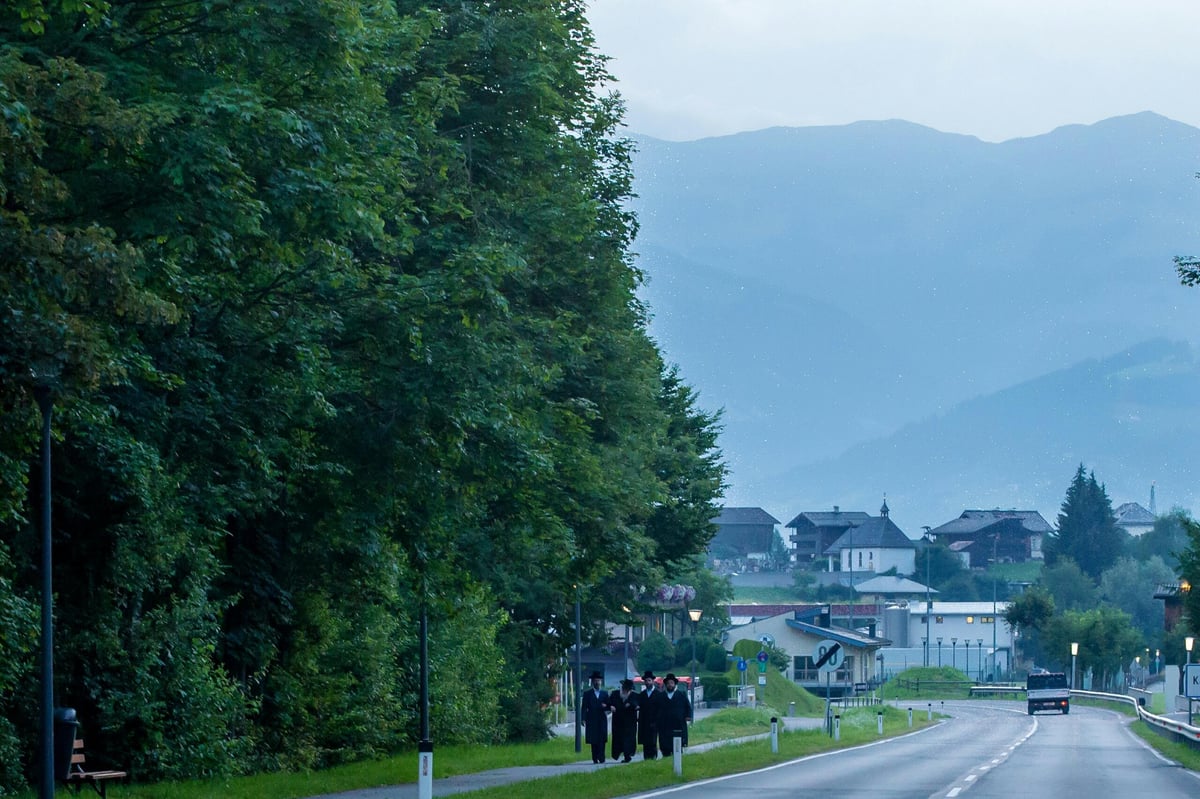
[1026,671,1070,715]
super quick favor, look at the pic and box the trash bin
[53,707,79,780]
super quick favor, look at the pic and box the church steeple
[880,495,889,518]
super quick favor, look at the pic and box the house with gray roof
[926,509,1053,566]
[822,501,917,580]
[709,507,782,567]
[785,506,871,566]
[1114,502,1155,537]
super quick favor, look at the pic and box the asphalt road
[306,701,1200,799]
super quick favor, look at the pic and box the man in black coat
[655,672,692,757]
[609,678,639,763]
[581,671,610,763]
[636,670,660,761]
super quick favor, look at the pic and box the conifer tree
[1047,464,1125,580]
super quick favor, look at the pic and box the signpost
[1185,663,1200,726]
[815,639,843,735]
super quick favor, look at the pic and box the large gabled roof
[712,506,781,526]
[853,575,935,595]
[928,509,1053,535]
[1114,502,1155,525]
[784,510,872,529]
[784,618,891,648]
[824,516,915,554]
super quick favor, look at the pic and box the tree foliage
[1045,465,1126,580]
[0,1,726,790]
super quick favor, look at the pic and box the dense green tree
[0,0,727,789]
[1042,607,1143,691]
[1099,556,1177,645]
[1177,515,1200,640]
[1128,508,1191,570]
[915,540,967,588]
[1040,558,1100,612]
[637,632,676,674]
[1003,586,1054,666]
[1045,465,1126,580]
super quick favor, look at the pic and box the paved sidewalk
[306,709,824,799]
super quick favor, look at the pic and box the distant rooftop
[929,509,1054,535]
[712,506,781,526]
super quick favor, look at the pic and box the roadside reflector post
[877,711,884,735]
[770,717,779,753]
[834,714,841,742]
[673,731,682,776]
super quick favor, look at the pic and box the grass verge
[22,706,929,799]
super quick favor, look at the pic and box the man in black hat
[636,670,660,760]
[581,671,610,763]
[655,672,692,757]
[609,679,639,763]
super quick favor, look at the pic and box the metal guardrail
[967,684,1023,696]
[1071,689,1200,750]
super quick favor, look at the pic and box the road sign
[737,657,748,672]
[814,639,843,674]
[757,650,769,663]
[1186,664,1200,698]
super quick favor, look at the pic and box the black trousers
[589,739,606,763]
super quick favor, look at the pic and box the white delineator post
[673,732,683,776]
[770,717,778,753]
[418,741,432,799]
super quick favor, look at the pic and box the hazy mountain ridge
[630,113,1200,528]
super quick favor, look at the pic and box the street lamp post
[1135,655,1142,689]
[1186,636,1194,726]
[937,637,943,667]
[951,638,957,671]
[991,533,999,682]
[977,639,983,682]
[34,385,54,799]
[688,608,703,710]
[1070,642,1078,690]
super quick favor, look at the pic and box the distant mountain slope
[631,114,1200,524]
[776,339,1200,531]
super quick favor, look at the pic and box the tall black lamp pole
[35,385,54,799]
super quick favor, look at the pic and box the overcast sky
[586,0,1200,143]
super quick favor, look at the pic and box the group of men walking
[580,669,693,764]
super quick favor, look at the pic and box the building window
[966,616,974,624]
[935,616,944,624]
[981,616,995,624]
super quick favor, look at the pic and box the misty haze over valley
[630,112,1200,532]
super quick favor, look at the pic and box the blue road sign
[737,658,748,672]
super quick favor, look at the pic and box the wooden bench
[64,737,127,798]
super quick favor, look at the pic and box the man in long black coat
[636,670,660,760]
[655,672,692,756]
[609,679,639,762]
[581,671,610,763]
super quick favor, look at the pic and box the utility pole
[922,527,932,668]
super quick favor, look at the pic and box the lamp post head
[688,608,702,623]
[1071,642,1078,656]
[1187,636,1195,653]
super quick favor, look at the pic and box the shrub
[705,646,729,672]
[637,632,675,673]
[701,673,730,703]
